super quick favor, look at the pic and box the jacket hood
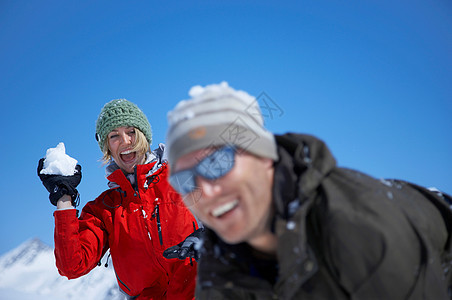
[273,133,337,219]
[105,143,168,189]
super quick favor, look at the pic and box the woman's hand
[37,158,82,206]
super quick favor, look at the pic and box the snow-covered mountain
[0,238,124,300]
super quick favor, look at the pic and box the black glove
[163,228,204,261]
[37,158,82,206]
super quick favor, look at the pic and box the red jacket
[54,160,198,299]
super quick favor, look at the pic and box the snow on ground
[0,238,124,300]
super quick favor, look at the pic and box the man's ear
[262,158,274,169]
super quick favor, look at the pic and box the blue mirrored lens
[169,146,236,195]
[196,147,235,180]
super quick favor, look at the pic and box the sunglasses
[169,146,236,196]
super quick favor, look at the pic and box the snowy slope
[0,238,124,300]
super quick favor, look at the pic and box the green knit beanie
[95,99,152,151]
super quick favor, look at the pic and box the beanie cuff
[168,123,278,169]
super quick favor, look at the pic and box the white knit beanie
[166,82,278,168]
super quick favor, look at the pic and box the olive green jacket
[195,133,452,299]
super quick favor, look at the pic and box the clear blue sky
[1,0,451,255]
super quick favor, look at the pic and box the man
[164,82,452,299]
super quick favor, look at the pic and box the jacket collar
[272,133,336,219]
[105,143,168,189]
[271,133,336,298]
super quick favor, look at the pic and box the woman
[38,99,199,299]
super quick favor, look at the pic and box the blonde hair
[101,128,150,164]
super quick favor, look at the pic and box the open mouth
[120,149,136,163]
[211,200,239,218]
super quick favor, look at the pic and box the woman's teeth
[121,150,133,155]
[212,200,239,217]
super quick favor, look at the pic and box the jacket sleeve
[324,208,421,299]
[165,258,197,300]
[54,203,108,279]
[164,205,198,300]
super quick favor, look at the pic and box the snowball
[40,143,78,176]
